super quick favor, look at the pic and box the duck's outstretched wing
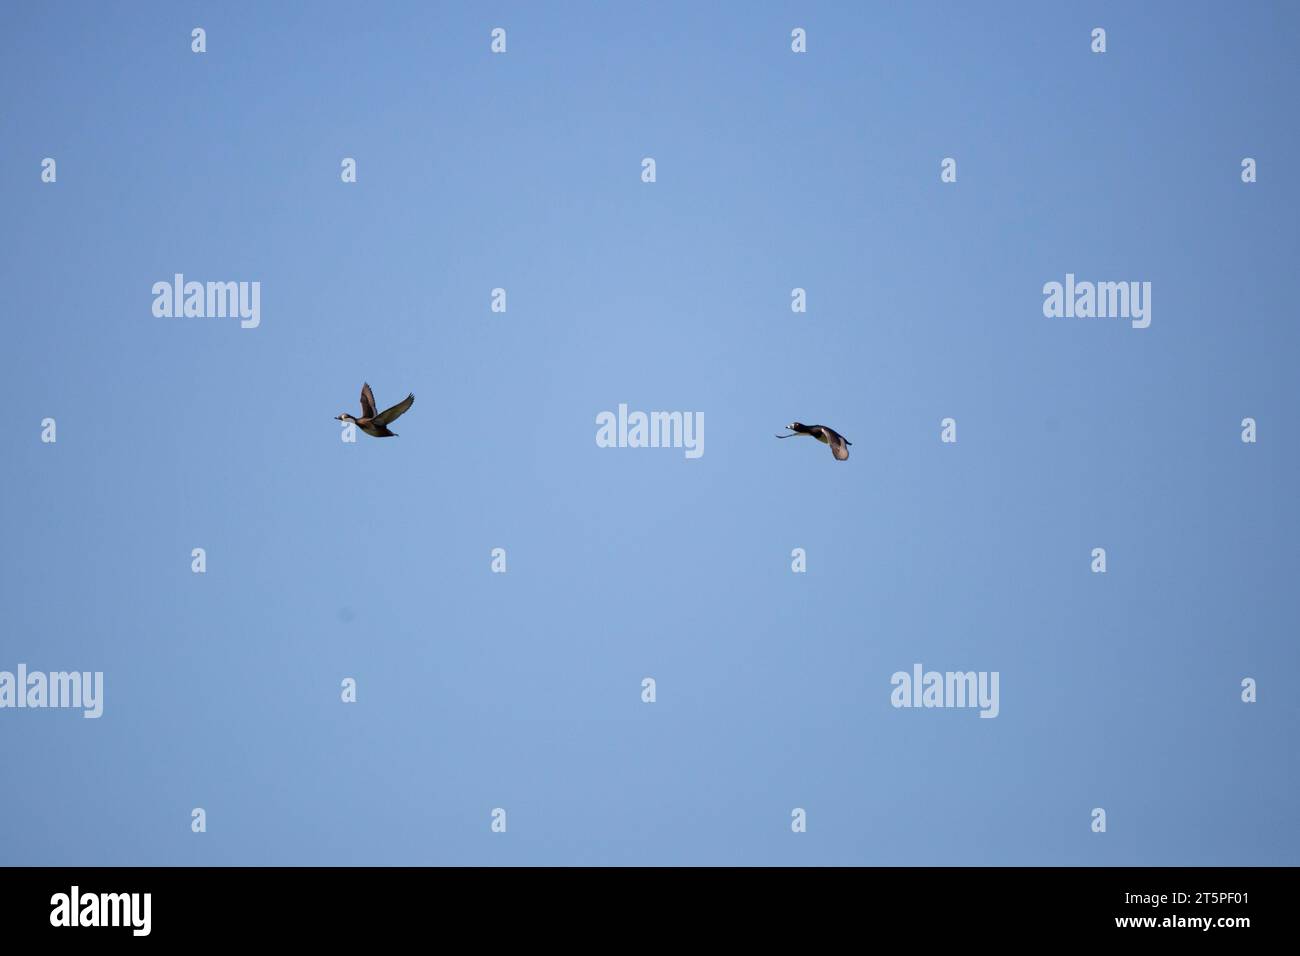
[825,428,850,460]
[373,392,414,426]
[360,383,378,419]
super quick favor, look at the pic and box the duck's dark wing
[360,383,378,419]
[373,392,414,426]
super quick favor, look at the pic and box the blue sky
[1,1,1297,865]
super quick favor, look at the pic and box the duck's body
[337,383,414,437]
[777,422,851,460]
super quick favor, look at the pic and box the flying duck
[336,383,415,438]
[776,422,852,460]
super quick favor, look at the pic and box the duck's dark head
[336,413,354,423]
[787,422,807,433]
